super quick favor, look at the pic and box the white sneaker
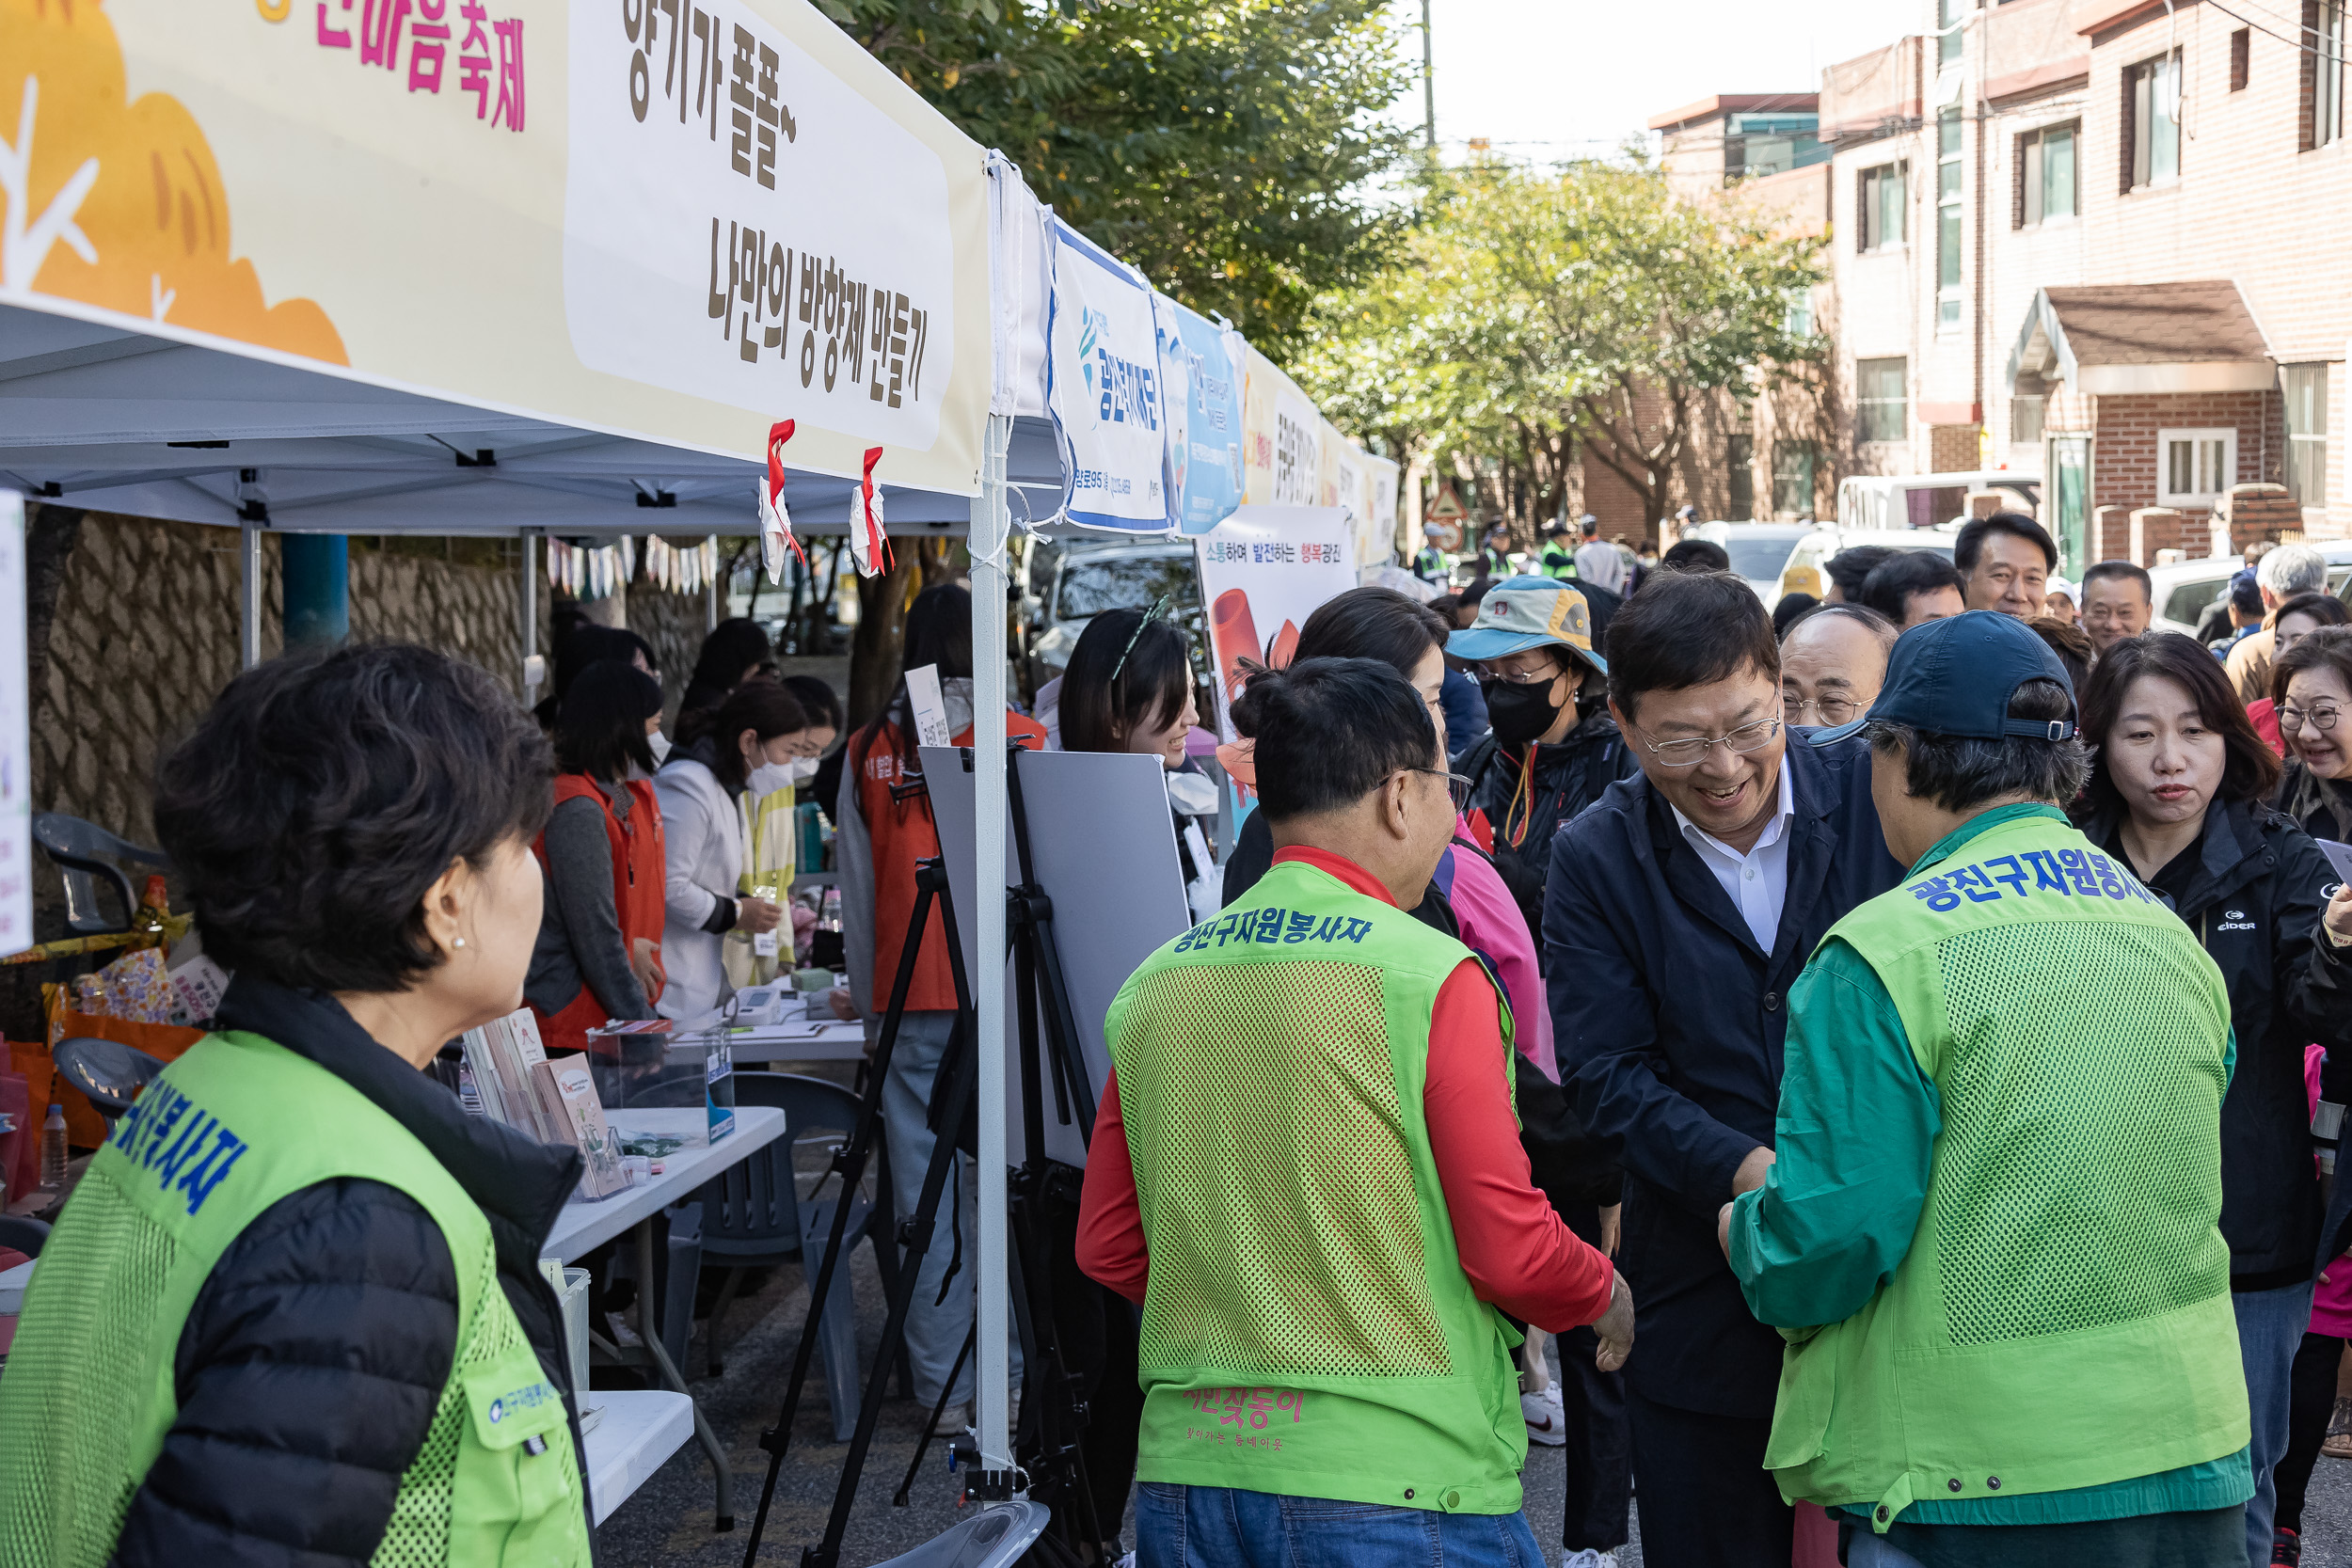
[929,1402,969,1436]
[1519,1385,1566,1447]
[1561,1552,1616,1568]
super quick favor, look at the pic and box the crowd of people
[1073,511,2352,1568]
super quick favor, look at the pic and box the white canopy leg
[239,523,262,670]
[971,411,1013,1481]
[518,530,539,705]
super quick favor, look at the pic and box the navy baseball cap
[1808,610,2077,747]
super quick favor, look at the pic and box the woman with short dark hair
[2272,626,2352,841]
[2249,595,2352,755]
[0,644,592,1565]
[2075,631,2352,1564]
[676,615,774,730]
[527,657,667,1051]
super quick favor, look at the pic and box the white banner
[0,493,26,957]
[563,0,955,449]
[1193,504,1358,741]
[1045,219,1171,531]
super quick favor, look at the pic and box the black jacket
[2275,755,2352,845]
[2085,798,2352,1287]
[112,978,590,1567]
[1546,737,1904,1418]
[1458,708,1640,945]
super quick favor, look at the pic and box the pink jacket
[1439,816,1558,1082]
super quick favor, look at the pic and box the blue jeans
[2235,1280,2315,1566]
[1135,1483,1547,1568]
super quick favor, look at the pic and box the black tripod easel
[735,743,1116,1568]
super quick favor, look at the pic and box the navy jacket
[1546,735,1902,1418]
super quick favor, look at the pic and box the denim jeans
[1135,1483,1547,1568]
[2235,1279,2315,1567]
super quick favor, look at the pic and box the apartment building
[1672,0,2352,566]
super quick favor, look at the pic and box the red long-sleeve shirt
[1075,846,1615,1334]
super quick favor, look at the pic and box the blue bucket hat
[1445,575,1609,673]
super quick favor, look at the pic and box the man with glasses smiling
[1780,603,1897,732]
[1546,570,1906,1566]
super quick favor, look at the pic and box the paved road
[596,1250,2352,1567]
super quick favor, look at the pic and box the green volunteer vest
[1765,810,2247,1531]
[1104,858,1528,1513]
[1538,544,1577,580]
[0,1031,591,1568]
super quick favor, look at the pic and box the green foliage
[820,0,1416,358]
[1296,156,1827,525]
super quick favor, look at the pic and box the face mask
[1482,673,1566,747]
[646,731,672,766]
[788,756,820,785]
[746,761,794,799]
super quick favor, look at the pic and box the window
[1858,163,1908,251]
[2017,121,2078,226]
[1937,110,1963,329]
[1773,441,1820,515]
[1727,435,1756,519]
[2011,388,2046,444]
[1726,114,1829,182]
[2306,1,2344,149]
[2155,427,2237,507]
[1785,288,1815,339]
[1857,357,1908,444]
[1940,0,1967,66]
[2231,27,2249,90]
[2127,53,2182,189]
[2286,363,2329,507]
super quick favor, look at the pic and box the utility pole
[1422,0,1436,150]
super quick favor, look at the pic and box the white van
[1836,472,2041,531]
[1773,527,1960,605]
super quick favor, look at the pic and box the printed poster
[0,494,25,957]
[1192,504,1359,742]
[1045,219,1170,531]
[1154,294,1245,536]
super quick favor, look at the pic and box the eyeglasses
[1784,693,1862,725]
[1485,660,1565,687]
[1110,594,1172,685]
[2280,704,2344,734]
[1408,768,1474,812]
[1629,714,1784,767]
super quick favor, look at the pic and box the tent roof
[0,305,1073,536]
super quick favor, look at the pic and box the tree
[1298,158,1826,537]
[819,0,1413,357]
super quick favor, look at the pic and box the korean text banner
[1152,294,1243,536]
[1045,219,1169,531]
[1,0,992,495]
[1193,504,1359,742]
[1239,346,1322,509]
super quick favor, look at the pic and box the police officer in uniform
[1539,521,1579,580]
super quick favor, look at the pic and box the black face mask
[1482,673,1567,746]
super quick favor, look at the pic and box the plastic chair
[870,1501,1049,1568]
[0,1216,51,1257]
[32,815,168,937]
[697,1071,901,1441]
[52,1037,167,1123]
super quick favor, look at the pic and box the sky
[1391,0,1916,158]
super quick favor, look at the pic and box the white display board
[0,494,27,957]
[1193,504,1360,741]
[921,746,1189,1167]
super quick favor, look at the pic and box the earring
[453,937,467,949]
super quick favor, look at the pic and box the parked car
[1836,471,2040,531]
[1772,526,1960,605]
[1688,522,1816,607]
[1021,540,1215,715]
[2150,544,2352,637]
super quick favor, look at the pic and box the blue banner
[1156,295,1247,536]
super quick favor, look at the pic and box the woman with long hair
[654,678,810,1016]
[2074,631,2352,1565]
[675,616,773,732]
[1057,605,1218,911]
[526,658,668,1051]
[0,644,592,1563]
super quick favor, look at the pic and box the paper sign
[0,495,25,958]
[1193,505,1361,742]
[905,663,951,747]
[2317,839,2352,889]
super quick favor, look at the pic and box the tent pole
[971,412,1013,1483]
[707,533,720,631]
[239,523,262,670]
[518,530,540,705]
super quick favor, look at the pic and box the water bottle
[39,1103,67,1193]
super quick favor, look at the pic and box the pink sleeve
[1075,1071,1151,1305]
[1443,842,1558,1081]
[1424,960,1615,1332]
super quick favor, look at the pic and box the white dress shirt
[1668,758,1796,952]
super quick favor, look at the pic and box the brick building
[1665,0,2352,567]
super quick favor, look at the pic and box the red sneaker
[2273,1527,2301,1566]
